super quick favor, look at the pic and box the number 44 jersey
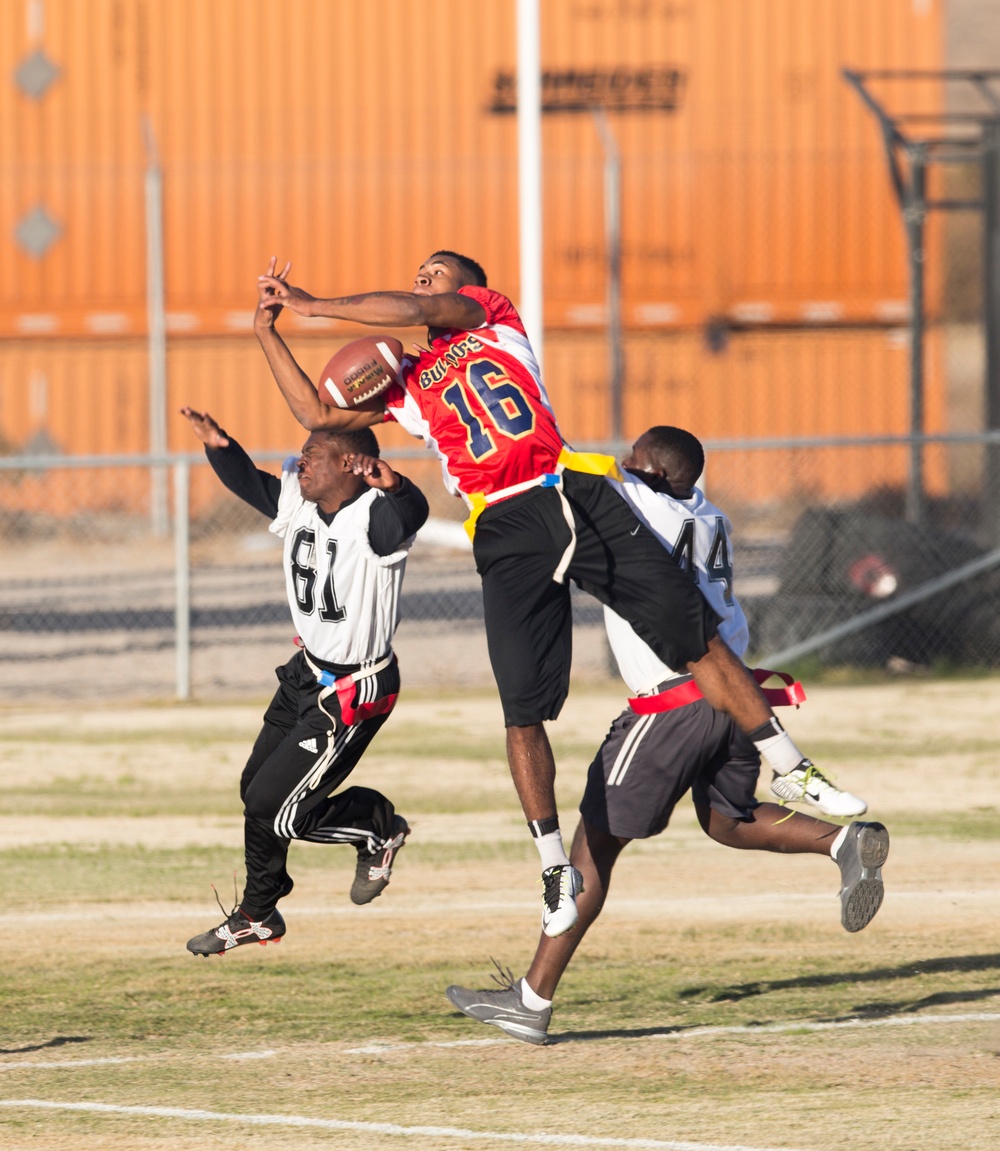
[604,474,751,695]
[268,461,412,666]
[380,286,566,503]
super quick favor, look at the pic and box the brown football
[319,336,404,410]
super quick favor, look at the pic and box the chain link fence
[2,435,999,705]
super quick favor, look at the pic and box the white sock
[519,977,552,1010]
[829,825,850,861]
[751,718,808,776]
[532,828,570,870]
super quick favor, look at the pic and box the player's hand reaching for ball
[257,256,316,318]
[254,257,293,331]
[180,406,230,449]
[349,453,400,492]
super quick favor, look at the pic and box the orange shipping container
[0,324,948,516]
[1,0,942,339]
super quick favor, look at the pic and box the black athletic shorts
[473,469,720,727]
[579,697,760,839]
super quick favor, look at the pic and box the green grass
[0,778,237,818]
[5,928,999,1057]
[0,844,244,905]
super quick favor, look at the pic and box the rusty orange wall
[2,0,942,339]
[0,323,947,514]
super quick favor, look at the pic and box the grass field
[1,677,999,1151]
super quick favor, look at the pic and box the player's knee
[706,810,742,846]
[242,788,280,824]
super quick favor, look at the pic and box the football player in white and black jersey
[446,427,888,1045]
[180,407,428,956]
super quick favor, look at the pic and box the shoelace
[797,762,838,796]
[487,957,519,993]
[541,866,570,912]
[210,873,243,927]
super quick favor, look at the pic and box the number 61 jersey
[268,460,412,667]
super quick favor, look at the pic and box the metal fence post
[904,143,927,526]
[144,115,169,538]
[173,458,191,700]
[983,118,1000,547]
[593,108,623,443]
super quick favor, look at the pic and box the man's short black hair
[643,425,704,488]
[430,250,488,287]
[322,426,380,458]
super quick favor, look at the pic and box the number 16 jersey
[380,286,566,503]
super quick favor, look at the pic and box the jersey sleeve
[458,285,524,332]
[380,350,421,422]
[267,457,305,539]
[205,439,281,519]
[367,474,430,555]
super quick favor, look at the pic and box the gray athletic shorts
[579,696,761,840]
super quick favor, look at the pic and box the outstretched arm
[179,406,280,518]
[254,260,385,432]
[257,259,486,331]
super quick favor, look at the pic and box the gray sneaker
[837,821,889,932]
[446,962,551,1046]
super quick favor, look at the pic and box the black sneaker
[186,907,286,957]
[350,815,409,905]
[837,821,890,932]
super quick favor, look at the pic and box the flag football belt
[628,668,806,715]
[463,447,624,542]
[296,642,398,727]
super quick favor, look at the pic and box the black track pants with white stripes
[238,650,399,918]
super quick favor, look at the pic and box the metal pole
[143,115,169,537]
[516,0,544,375]
[982,119,1000,547]
[173,459,191,701]
[593,110,623,441]
[904,144,927,525]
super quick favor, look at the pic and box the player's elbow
[303,406,345,432]
[308,405,382,433]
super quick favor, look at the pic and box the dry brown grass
[1,679,999,1151]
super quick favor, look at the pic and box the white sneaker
[770,762,867,818]
[540,864,583,937]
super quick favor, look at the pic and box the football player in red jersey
[254,252,867,938]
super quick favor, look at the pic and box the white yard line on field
[0,1098,809,1151]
